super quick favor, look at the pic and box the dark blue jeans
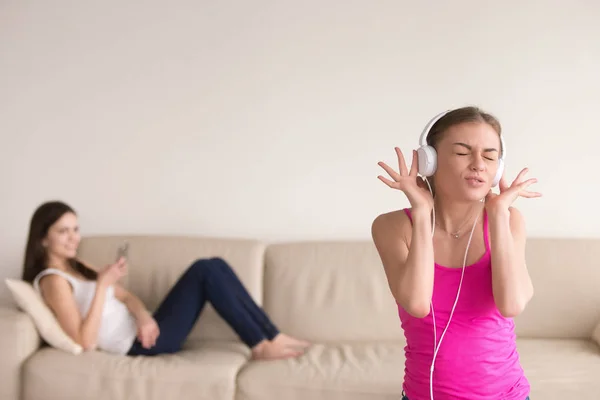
[127,257,279,355]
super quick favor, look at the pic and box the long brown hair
[425,106,502,196]
[22,201,98,283]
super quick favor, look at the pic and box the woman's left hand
[136,313,160,349]
[485,167,542,212]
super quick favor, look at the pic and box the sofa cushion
[236,342,404,400]
[517,338,600,398]
[237,339,600,400]
[4,278,82,354]
[76,236,266,343]
[22,341,250,400]
[263,242,402,343]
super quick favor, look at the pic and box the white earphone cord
[424,177,480,400]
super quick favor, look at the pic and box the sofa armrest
[0,305,41,400]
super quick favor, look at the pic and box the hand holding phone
[116,242,129,262]
[99,257,128,288]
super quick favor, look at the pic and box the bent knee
[189,257,229,274]
[209,257,229,267]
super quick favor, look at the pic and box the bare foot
[251,339,304,360]
[272,333,310,350]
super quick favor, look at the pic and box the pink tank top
[400,208,530,399]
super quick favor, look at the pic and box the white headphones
[417,110,506,187]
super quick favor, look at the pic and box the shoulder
[371,209,412,242]
[38,273,72,292]
[372,208,411,230]
[38,273,74,306]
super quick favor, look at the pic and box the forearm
[399,208,435,317]
[79,285,108,349]
[488,208,533,317]
[124,294,152,321]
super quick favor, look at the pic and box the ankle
[251,339,268,353]
[271,333,282,342]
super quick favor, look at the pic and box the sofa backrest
[263,238,600,341]
[514,237,600,339]
[262,238,600,341]
[262,241,402,343]
[76,235,600,346]
[76,235,265,343]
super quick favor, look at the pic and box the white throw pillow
[5,278,82,355]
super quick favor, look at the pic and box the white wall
[1,1,599,302]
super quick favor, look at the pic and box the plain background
[1,1,599,303]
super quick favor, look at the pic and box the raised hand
[378,147,434,212]
[97,257,127,288]
[485,167,541,211]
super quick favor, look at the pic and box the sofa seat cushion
[22,341,250,400]
[237,339,600,400]
[517,338,600,398]
[237,342,404,400]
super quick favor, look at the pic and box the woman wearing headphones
[371,107,540,399]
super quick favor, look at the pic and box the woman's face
[432,121,502,202]
[43,212,81,261]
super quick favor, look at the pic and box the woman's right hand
[97,257,128,288]
[378,148,434,212]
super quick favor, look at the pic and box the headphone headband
[419,110,451,147]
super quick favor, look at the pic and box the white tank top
[33,268,138,355]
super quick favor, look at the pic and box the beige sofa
[2,235,600,400]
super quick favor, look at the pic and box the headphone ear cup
[417,145,437,177]
[492,158,504,187]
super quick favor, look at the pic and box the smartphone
[116,242,129,262]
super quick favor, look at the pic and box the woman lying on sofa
[22,200,309,359]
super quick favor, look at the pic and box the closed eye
[455,151,496,161]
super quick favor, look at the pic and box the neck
[433,197,484,235]
[46,254,70,271]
